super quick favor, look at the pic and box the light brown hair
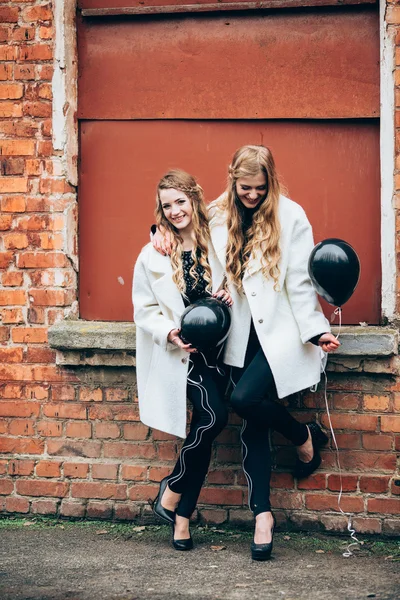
[220,145,281,290]
[156,169,212,296]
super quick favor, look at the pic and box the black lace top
[182,250,210,305]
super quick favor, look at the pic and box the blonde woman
[132,170,232,551]
[153,146,339,560]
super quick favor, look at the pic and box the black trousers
[168,352,228,518]
[230,323,308,516]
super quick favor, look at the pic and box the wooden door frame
[53,0,396,322]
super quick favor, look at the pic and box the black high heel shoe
[172,523,193,551]
[251,513,276,561]
[293,422,329,479]
[151,477,175,524]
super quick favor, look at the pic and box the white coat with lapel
[132,242,225,438]
[209,194,330,399]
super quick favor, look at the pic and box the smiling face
[235,172,268,209]
[159,187,194,233]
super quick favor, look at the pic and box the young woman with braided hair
[132,169,232,551]
[152,146,339,560]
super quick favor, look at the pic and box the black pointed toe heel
[251,515,275,561]
[293,422,329,479]
[151,477,175,524]
[172,524,193,551]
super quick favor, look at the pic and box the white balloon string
[322,306,360,558]
[199,344,225,376]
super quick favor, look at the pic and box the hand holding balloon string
[168,328,198,353]
[317,332,340,353]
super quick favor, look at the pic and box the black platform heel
[150,477,175,524]
[251,514,276,561]
[172,523,194,551]
[293,422,329,479]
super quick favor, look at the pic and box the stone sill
[48,321,399,371]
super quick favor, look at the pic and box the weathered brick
[8,419,34,436]
[0,83,23,100]
[5,496,30,513]
[36,461,62,478]
[0,401,40,418]
[0,479,14,495]
[79,387,103,402]
[121,465,147,481]
[2,272,24,287]
[115,503,140,521]
[359,476,390,494]
[0,347,24,363]
[367,497,400,515]
[65,422,92,439]
[381,415,400,433]
[103,442,156,460]
[0,139,34,156]
[2,157,25,176]
[94,422,120,439]
[0,7,19,23]
[37,418,62,437]
[104,388,129,402]
[15,64,35,80]
[327,474,358,492]
[63,463,89,479]
[12,327,48,343]
[305,493,364,513]
[92,464,118,480]
[362,433,393,451]
[43,404,86,420]
[363,395,390,411]
[1,196,26,212]
[72,482,127,500]
[123,423,149,441]
[0,177,27,193]
[16,480,68,498]
[31,499,59,515]
[60,500,85,518]
[19,45,52,62]
[47,440,101,459]
[8,460,35,476]
[22,4,53,23]
[321,414,378,432]
[198,487,243,506]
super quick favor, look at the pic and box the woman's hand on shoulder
[167,328,198,353]
[152,226,173,256]
[318,333,340,353]
[213,289,233,307]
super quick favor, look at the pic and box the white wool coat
[133,195,329,438]
[209,194,330,399]
[132,242,225,438]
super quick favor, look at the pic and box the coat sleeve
[284,208,330,344]
[132,254,178,352]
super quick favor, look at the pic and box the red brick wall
[0,2,399,535]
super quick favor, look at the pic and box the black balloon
[308,238,360,307]
[180,297,231,352]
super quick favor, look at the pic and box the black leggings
[168,352,228,519]
[230,323,308,516]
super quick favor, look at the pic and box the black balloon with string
[180,297,231,352]
[308,238,360,307]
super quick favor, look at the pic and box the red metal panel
[77,8,379,120]
[79,0,377,14]
[79,120,380,323]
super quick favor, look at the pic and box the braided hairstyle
[155,169,213,297]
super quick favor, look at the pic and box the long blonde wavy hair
[220,145,281,290]
[155,169,213,296]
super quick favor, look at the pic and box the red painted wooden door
[77,5,380,323]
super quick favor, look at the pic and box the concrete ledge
[48,320,136,351]
[49,321,399,370]
[330,326,398,356]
